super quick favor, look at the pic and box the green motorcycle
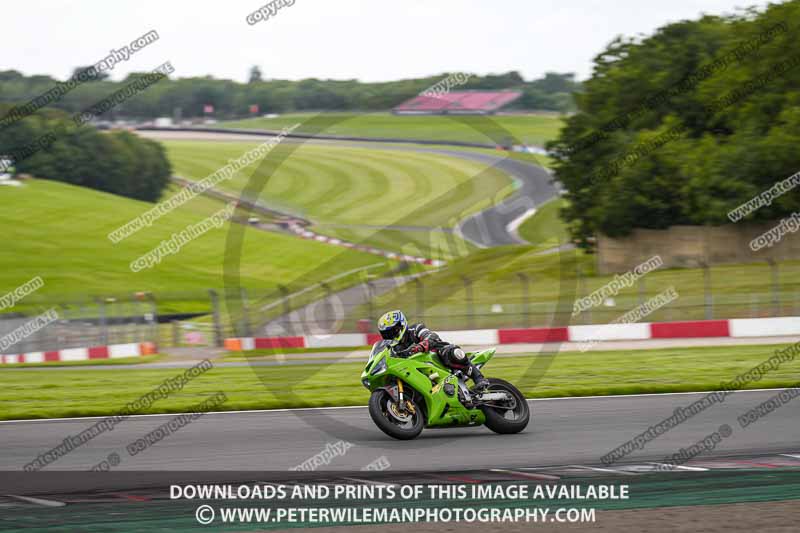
[361,340,530,440]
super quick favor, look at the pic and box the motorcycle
[360,340,530,440]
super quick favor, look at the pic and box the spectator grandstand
[393,90,522,115]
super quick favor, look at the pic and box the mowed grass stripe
[317,148,510,226]
[268,156,347,215]
[288,156,356,214]
[164,141,512,228]
[317,151,428,224]
[282,151,389,222]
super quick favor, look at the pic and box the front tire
[368,389,424,440]
[479,378,530,434]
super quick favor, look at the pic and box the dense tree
[72,66,109,82]
[547,1,800,248]
[0,105,171,202]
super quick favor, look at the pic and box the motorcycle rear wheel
[368,389,424,440]
[479,378,530,434]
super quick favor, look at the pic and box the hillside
[0,179,393,314]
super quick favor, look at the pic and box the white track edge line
[6,494,66,507]
[505,207,537,237]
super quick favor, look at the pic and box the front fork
[396,379,416,415]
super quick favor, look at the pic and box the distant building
[0,157,22,187]
[0,157,13,180]
[393,90,522,115]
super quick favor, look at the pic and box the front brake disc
[387,401,412,423]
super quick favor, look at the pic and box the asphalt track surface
[2,389,797,476]
[138,130,558,247]
[446,149,557,247]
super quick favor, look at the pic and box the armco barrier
[1,342,157,364]
[224,316,800,352]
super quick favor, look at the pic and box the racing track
[10,130,786,499]
[444,149,558,247]
[1,389,797,476]
[138,129,558,247]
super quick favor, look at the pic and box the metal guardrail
[4,261,798,352]
[136,126,503,150]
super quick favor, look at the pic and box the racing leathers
[391,323,489,389]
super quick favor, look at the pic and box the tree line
[547,0,800,248]
[0,68,577,203]
[0,69,580,121]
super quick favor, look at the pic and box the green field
[223,345,369,360]
[1,343,796,420]
[164,140,513,227]
[311,226,478,261]
[434,145,554,169]
[0,179,393,314]
[517,197,570,250]
[220,112,565,147]
[164,140,514,259]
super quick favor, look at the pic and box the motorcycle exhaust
[476,392,510,401]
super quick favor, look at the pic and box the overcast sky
[4,0,771,83]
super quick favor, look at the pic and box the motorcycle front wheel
[368,389,424,440]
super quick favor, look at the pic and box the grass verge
[222,346,369,359]
[311,226,478,261]
[219,112,565,147]
[2,343,797,420]
[517,197,569,248]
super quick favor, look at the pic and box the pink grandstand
[393,90,522,115]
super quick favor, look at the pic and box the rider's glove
[409,339,430,354]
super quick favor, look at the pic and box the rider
[377,310,489,390]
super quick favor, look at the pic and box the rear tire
[479,378,530,434]
[368,389,424,440]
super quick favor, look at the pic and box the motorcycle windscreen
[368,339,391,362]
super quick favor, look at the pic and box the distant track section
[137,125,501,149]
[140,128,559,248]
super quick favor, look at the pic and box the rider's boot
[446,346,489,391]
[468,363,490,391]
